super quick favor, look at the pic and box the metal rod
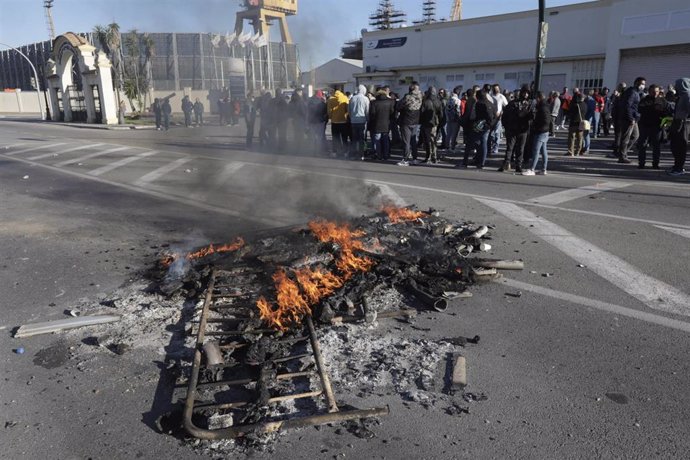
[193,390,324,411]
[472,259,525,270]
[185,406,390,440]
[194,371,315,389]
[306,315,339,413]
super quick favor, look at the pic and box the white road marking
[499,278,690,334]
[0,152,287,227]
[213,161,245,185]
[6,142,66,156]
[134,157,192,186]
[88,150,159,176]
[28,143,105,161]
[478,198,690,317]
[54,146,130,167]
[655,225,690,240]
[527,181,632,205]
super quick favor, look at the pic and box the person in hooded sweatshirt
[499,86,532,173]
[668,78,690,176]
[368,88,396,160]
[327,87,349,157]
[349,85,370,159]
[566,91,588,156]
[307,90,328,154]
[419,86,444,164]
[397,83,423,166]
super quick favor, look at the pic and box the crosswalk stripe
[88,150,159,176]
[499,278,690,334]
[54,146,129,167]
[213,161,245,185]
[477,198,690,317]
[6,143,66,156]
[134,157,191,186]
[28,143,105,161]
[655,225,690,240]
[527,181,632,205]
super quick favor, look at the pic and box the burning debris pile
[149,206,523,443]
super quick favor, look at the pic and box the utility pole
[534,0,547,94]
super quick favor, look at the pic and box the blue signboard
[365,37,408,50]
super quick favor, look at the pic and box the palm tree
[93,23,124,110]
[141,33,155,108]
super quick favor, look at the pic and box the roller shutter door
[618,44,690,89]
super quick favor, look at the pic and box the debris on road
[14,347,25,354]
[14,315,121,338]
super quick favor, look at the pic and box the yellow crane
[450,0,462,21]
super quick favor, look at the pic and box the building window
[484,73,495,82]
[475,73,484,81]
[505,72,518,80]
[455,74,464,82]
[572,59,604,92]
[446,75,455,83]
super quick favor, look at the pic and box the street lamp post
[0,42,46,120]
[534,0,547,94]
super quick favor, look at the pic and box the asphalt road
[1,118,689,459]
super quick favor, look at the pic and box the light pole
[0,42,46,120]
[534,0,547,94]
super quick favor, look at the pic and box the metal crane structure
[44,0,56,41]
[450,0,463,21]
[234,0,297,44]
[369,0,407,30]
[414,0,438,25]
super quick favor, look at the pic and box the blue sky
[0,0,588,66]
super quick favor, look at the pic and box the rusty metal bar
[194,371,316,389]
[306,315,338,413]
[193,390,324,411]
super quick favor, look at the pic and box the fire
[382,206,426,223]
[257,220,374,331]
[160,237,245,268]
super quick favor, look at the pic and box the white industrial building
[356,0,690,95]
[300,58,363,94]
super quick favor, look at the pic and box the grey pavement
[0,119,688,459]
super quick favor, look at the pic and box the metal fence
[0,32,300,95]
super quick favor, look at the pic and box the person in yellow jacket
[327,88,349,157]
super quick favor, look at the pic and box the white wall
[0,91,46,114]
[602,0,690,87]
[300,59,362,94]
[363,1,610,71]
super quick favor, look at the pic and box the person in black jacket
[397,83,423,166]
[616,76,646,163]
[636,84,669,169]
[566,92,588,156]
[420,86,444,164]
[289,88,307,150]
[152,98,162,130]
[499,86,532,172]
[307,90,328,154]
[461,88,494,168]
[522,92,551,175]
[368,88,396,160]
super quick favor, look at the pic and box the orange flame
[160,237,245,268]
[257,220,375,331]
[382,206,426,223]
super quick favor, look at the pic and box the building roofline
[363,0,612,37]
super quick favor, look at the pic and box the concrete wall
[0,91,46,114]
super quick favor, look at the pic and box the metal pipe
[0,42,45,120]
[306,315,339,413]
[406,280,448,312]
[534,0,547,94]
[473,259,525,270]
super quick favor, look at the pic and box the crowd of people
[151,76,689,177]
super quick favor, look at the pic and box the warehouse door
[618,44,690,89]
[540,74,566,94]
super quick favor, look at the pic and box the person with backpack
[566,91,588,156]
[420,86,444,164]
